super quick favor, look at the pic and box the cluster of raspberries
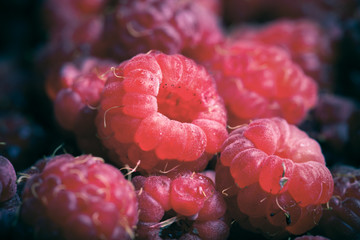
[16,0,345,239]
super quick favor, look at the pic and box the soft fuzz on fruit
[206,40,318,125]
[95,51,228,173]
[216,117,333,238]
[54,57,116,155]
[133,171,229,240]
[20,154,138,240]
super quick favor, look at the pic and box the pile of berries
[1,0,359,239]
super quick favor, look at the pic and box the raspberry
[217,117,333,237]
[20,154,138,240]
[54,57,116,154]
[230,19,334,89]
[133,171,229,240]
[0,156,17,203]
[96,52,228,173]
[96,0,224,62]
[206,40,318,125]
[312,165,360,239]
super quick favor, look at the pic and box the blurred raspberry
[230,19,335,90]
[206,40,318,125]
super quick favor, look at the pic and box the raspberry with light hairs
[216,117,333,238]
[133,171,229,240]
[96,0,224,62]
[20,154,138,240]
[207,40,318,125]
[54,57,116,154]
[230,19,334,89]
[95,51,228,173]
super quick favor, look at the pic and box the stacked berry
[53,57,116,155]
[132,171,229,240]
[20,154,138,240]
[216,117,333,238]
[95,51,228,173]
[229,19,335,89]
[206,40,318,125]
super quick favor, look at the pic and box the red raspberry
[207,40,318,125]
[230,19,334,89]
[313,165,360,239]
[133,171,229,240]
[54,57,116,154]
[95,51,228,173]
[0,156,17,203]
[20,154,138,240]
[216,117,333,238]
[96,0,224,61]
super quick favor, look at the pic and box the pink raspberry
[133,171,229,240]
[216,117,333,238]
[54,57,116,154]
[95,51,228,173]
[20,154,138,240]
[230,19,334,89]
[207,40,318,125]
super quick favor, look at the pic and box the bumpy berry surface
[133,171,229,240]
[20,154,138,240]
[0,156,17,203]
[216,117,333,238]
[230,19,334,89]
[206,40,318,125]
[313,165,360,239]
[54,58,116,155]
[95,51,228,173]
[95,0,224,62]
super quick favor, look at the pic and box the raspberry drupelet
[133,171,229,240]
[206,40,318,126]
[95,51,228,173]
[216,117,333,238]
[20,154,138,240]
